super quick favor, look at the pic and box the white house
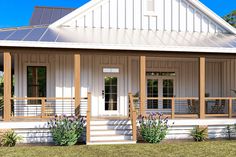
[0,0,236,145]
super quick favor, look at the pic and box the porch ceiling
[0,26,236,53]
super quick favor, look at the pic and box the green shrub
[0,130,22,147]
[191,126,208,142]
[139,113,171,143]
[48,115,85,146]
[225,125,234,140]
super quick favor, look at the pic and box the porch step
[90,120,131,125]
[88,119,136,145]
[90,129,132,136]
[90,135,132,141]
[87,140,136,145]
[90,124,132,130]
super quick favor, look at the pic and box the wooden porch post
[3,52,11,121]
[140,56,146,116]
[74,54,81,116]
[199,57,205,119]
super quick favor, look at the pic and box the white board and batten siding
[14,53,236,117]
[60,0,228,33]
[81,55,129,117]
[14,53,75,116]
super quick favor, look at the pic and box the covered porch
[0,49,236,121]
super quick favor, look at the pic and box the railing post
[171,98,175,119]
[128,93,133,118]
[41,98,46,118]
[86,92,91,144]
[132,110,137,141]
[229,98,232,118]
[129,93,137,142]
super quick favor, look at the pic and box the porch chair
[187,99,198,114]
[210,100,226,114]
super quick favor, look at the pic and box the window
[147,0,155,12]
[145,0,156,15]
[146,72,176,77]
[27,66,46,103]
[103,68,119,73]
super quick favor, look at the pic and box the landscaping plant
[48,115,85,146]
[225,125,234,140]
[139,112,172,143]
[191,126,208,142]
[0,130,22,147]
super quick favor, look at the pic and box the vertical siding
[222,59,236,97]
[63,0,228,33]
[81,55,129,117]
[14,53,235,117]
[131,58,229,97]
[14,53,56,98]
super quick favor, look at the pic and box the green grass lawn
[0,141,236,157]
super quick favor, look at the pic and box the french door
[147,76,175,110]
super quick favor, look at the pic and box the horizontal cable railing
[11,97,75,119]
[205,97,236,118]
[132,97,199,118]
[0,97,3,120]
[131,96,236,118]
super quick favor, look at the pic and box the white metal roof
[0,26,236,53]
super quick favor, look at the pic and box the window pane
[147,79,158,109]
[104,77,118,111]
[163,79,174,109]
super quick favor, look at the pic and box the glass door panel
[163,79,174,109]
[104,77,118,111]
[147,79,158,109]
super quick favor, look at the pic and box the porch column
[199,57,205,119]
[3,52,11,121]
[74,54,81,116]
[140,56,146,116]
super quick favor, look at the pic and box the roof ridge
[34,6,76,10]
[0,25,48,31]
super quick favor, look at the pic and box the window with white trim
[145,0,156,15]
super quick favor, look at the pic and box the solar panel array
[30,6,75,25]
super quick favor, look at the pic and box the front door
[146,72,175,111]
[99,67,122,116]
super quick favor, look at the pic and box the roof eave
[0,40,236,54]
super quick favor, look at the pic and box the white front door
[99,67,123,116]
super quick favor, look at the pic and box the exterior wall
[14,53,75,116]
[14,53,236,116]
[63,0,227,33]
[81,55,129,117]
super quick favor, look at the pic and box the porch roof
[0,25,236,53]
